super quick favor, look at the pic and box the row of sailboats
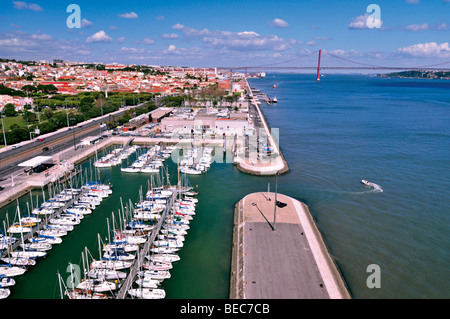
[179,146,214,175]
[58,163,198,299]
[94,145,140,168]
[121,144,175,174]
[0,166,113,299]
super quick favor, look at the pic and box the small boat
[87,268,127,281]
[0,288,11,299]
[128,288,166,299]
[1,257,36,267]
[138,270,171,280]
[50,217,80,226]
[76,279,117,293]
[38,229,68,238]
[90,259,133,270]
[103,250,136,261]
[273,84,277,88]
[66,289,108,300]
[272,97,277,103]
[135,277,161,289]
[0,266,27,277]
[20,242,53,252]
[0,276,16,288]
[28,236,62,245]
[148,254,180,263]
[103,242,139,253]
[143,261,173,271]
[361,180,383,192]
[10,250,47,259]
[7,224,32,234]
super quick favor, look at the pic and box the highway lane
[0,123,105,181]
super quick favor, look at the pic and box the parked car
[37,138,45,142]
[42,147,50,152]
[12,144,22,149]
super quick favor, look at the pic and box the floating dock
[230,192,350,299]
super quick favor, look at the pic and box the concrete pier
[234,79,289,176]
[230,192,350,299]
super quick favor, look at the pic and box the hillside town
[0,58,247,110]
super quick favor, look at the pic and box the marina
[0,138,210,299]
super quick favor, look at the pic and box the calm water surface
[1,74,449,299]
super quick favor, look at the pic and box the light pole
[1,109,7,150]
[70,118,76,150]
[273,171,279,231]
[65,99,70,128]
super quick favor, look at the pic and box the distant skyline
[1,0,450,68]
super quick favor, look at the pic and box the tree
[21,85,38,93]
[3,103,17,117]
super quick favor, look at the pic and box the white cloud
[349,14,383,29]
[165,45,177,53]
[172,24,185,30]
[120,47,146,54]
[13,1,43,11]
[142,38,156,45]
[172,24,297,52]
[119,12,138,19]
[0,30,91,59]
[403,23,449,31]
[404,23,429,31]
[269,18,289,28]
[86,30,113,43]
[163,44,201,56]
[81,19,94,28]
[30,33,52,41]
[156,15,165,21]
[117,37,126,44]
[396,42,450,58]
[161,33,179,39]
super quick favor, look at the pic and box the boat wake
[299,172,383,195]
[361,180,383,193]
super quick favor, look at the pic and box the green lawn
[2,115,26,130]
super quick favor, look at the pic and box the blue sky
[1,0,450,68]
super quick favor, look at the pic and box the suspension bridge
[218,50,450,81]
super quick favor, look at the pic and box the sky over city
[1,0,450,68]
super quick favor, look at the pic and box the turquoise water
[1,74,449,299]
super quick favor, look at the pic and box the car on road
[42,147,50,152]
[0,186,4,191]
[11,144,22,149]
[37,138,45,142]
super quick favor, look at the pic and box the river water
[1,74,449,299]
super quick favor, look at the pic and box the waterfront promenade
[234,79,289,176]
[230,192,350,299]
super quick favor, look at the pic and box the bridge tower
[316,49,322,81]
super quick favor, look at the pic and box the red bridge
[218,50,450,81]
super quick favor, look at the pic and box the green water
[1,146,272,299]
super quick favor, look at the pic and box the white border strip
[292,199,343,299]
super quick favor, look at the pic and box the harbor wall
[235,79,290,176]
[229,192,351,299]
